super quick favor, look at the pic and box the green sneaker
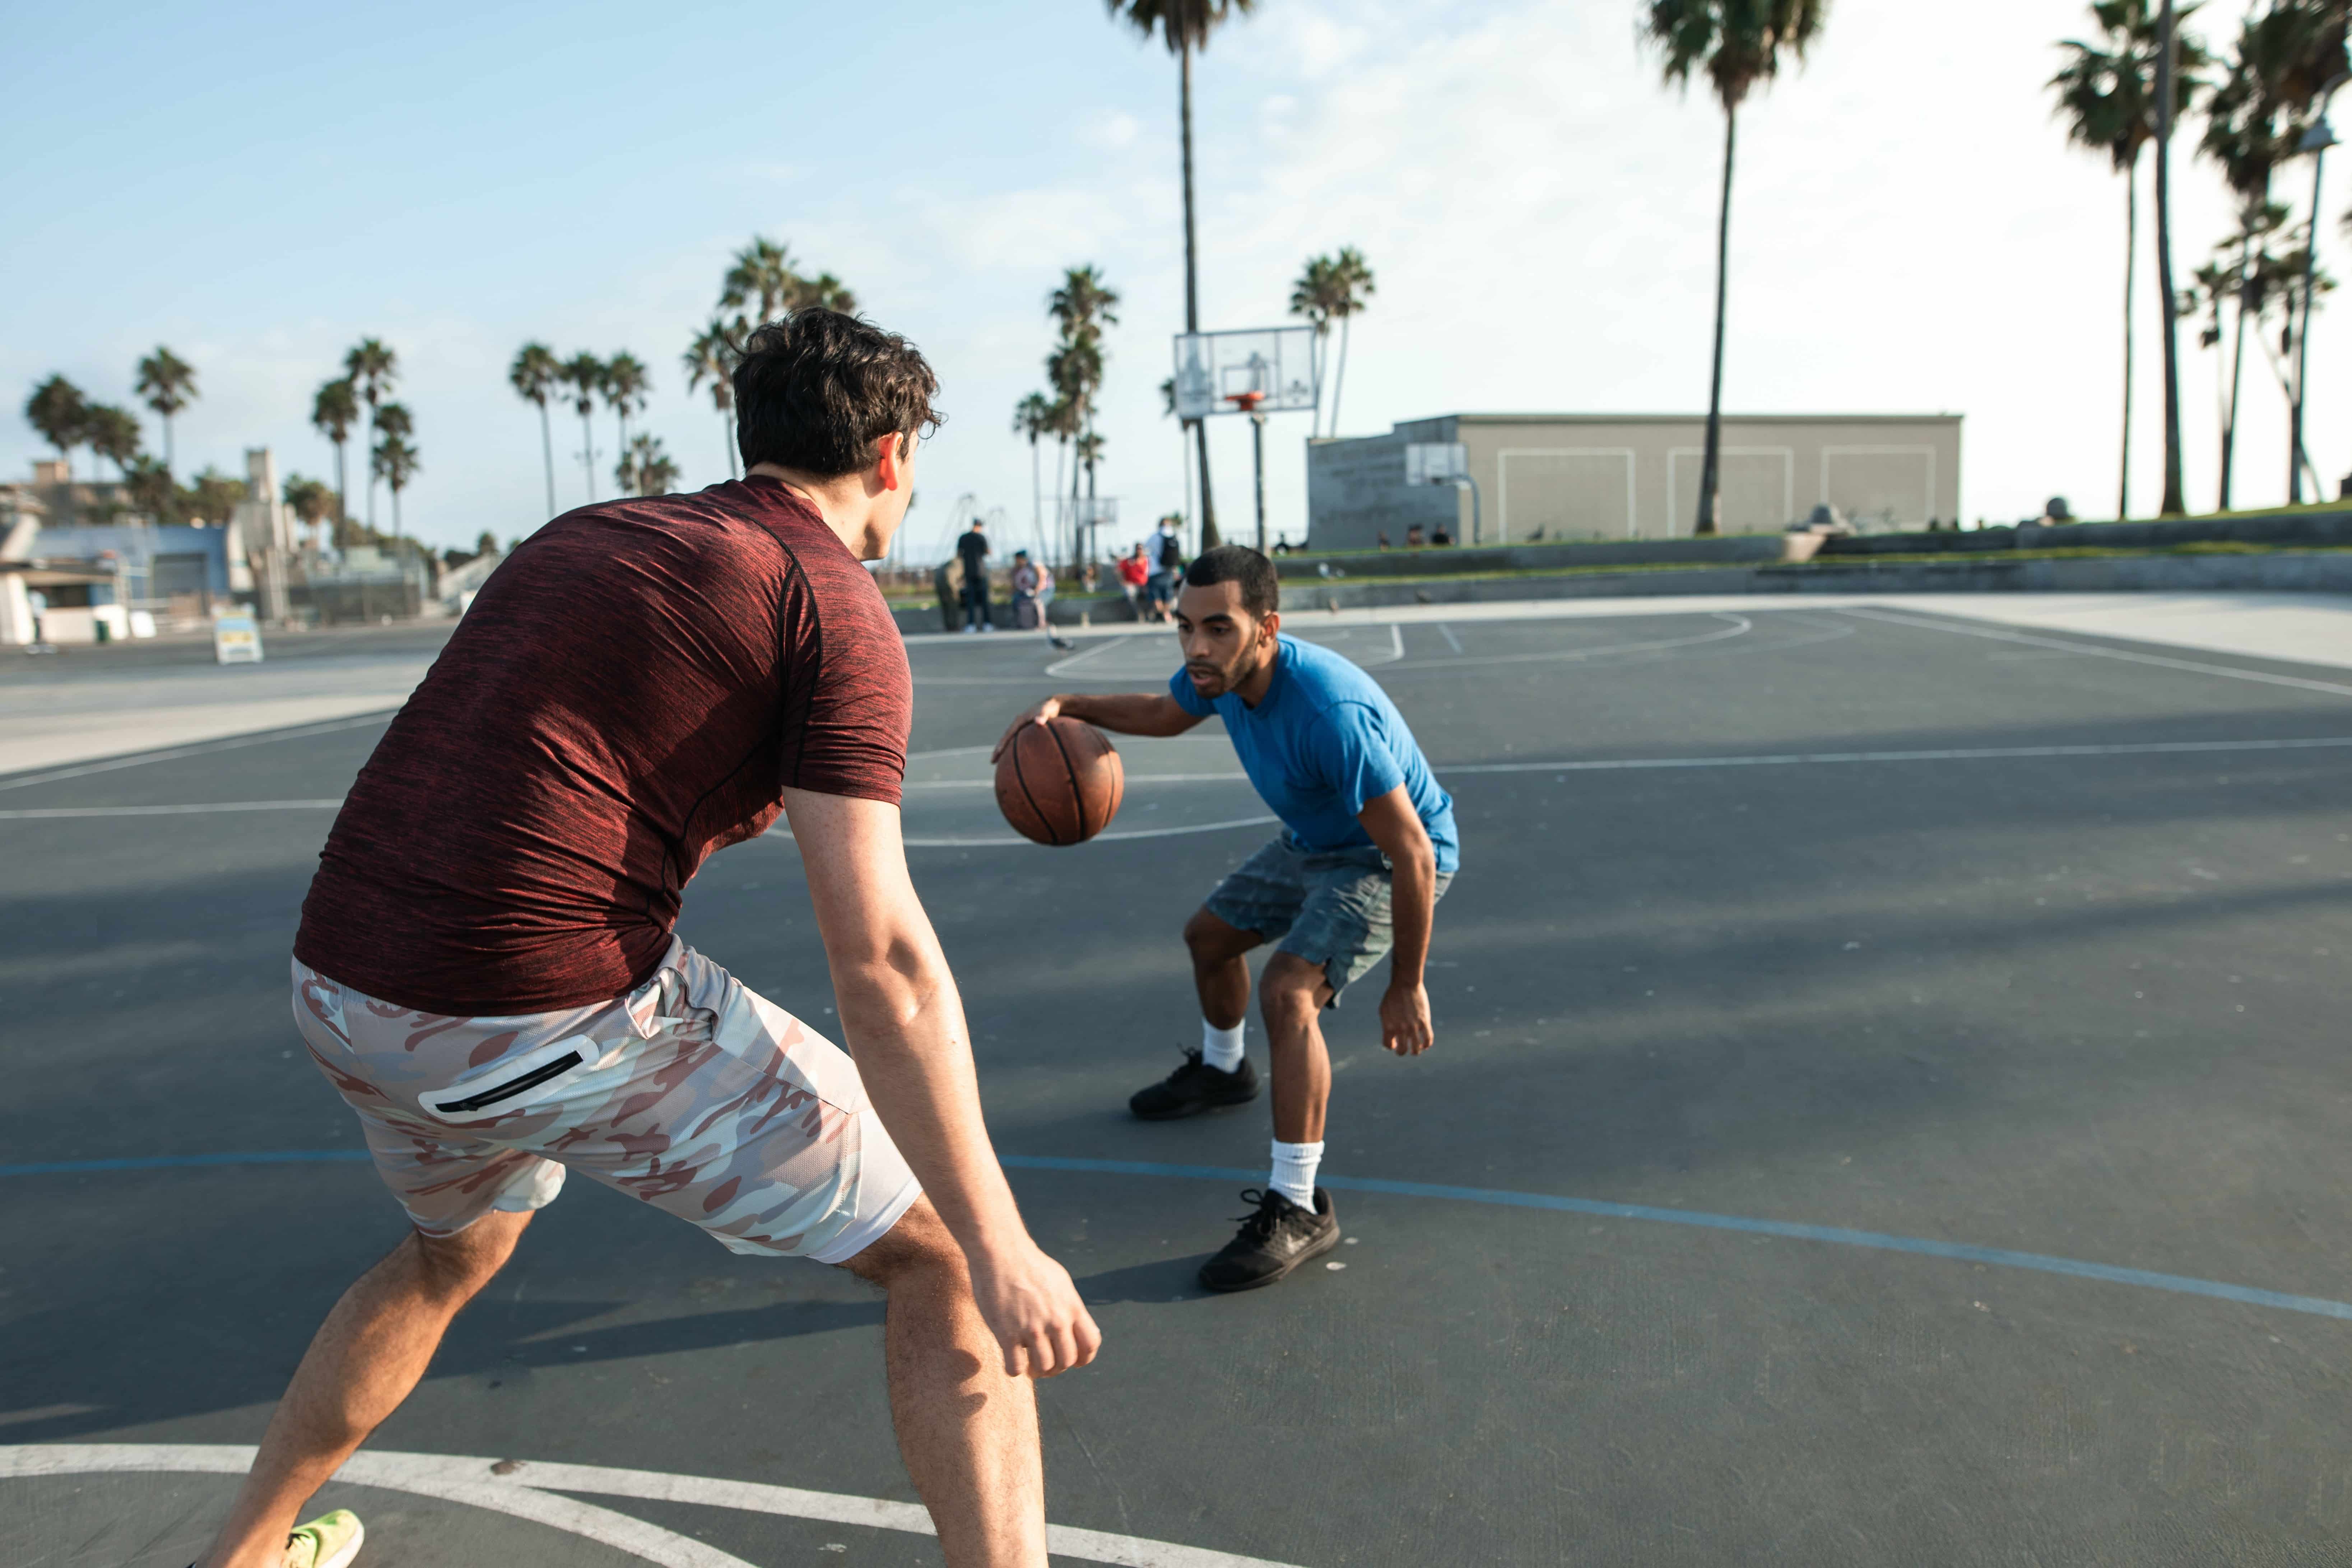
[284,1509,364,1568]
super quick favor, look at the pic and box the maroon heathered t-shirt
[294,478,910,1015]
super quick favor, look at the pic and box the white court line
[0,799,344,820]
[0,1444,1304,1568]
[1841,606,2352,699]
[0,711,395,792]
[1443,735,2352,776]
[13,738,2352,824]
[1437,623,1464,654]
[1380,612,1754,671]
[1041,636,1134,679]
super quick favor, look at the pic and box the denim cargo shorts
[1203,836,1454,1002]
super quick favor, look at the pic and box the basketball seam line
[1009,735,1063,846]
[1044,722,1090,841]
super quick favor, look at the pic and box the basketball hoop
[1224,390,1267,415]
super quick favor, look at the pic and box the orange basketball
[995,717,1125,846]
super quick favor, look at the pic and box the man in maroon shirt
[197,312,1100,1568]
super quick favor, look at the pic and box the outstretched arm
[1357,784,1437,1058]
[781,785,1101,1378]
[992,692,1203,759]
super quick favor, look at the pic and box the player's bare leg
[1184,906,1260,1030]
[843,1199,1046,1568]
[196,1210,533,1568]
[1130,908,1265,1121]
[1256,950,1334,1145]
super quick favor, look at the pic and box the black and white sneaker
[1199,1187,1340,1292]
[1129,1048,1260,1120]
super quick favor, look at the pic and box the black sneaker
[1199,1187,1340,1292]
[1129,1048,1260,1120]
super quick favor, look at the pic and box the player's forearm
[1387,838,1437,986]
[829,948,1029,1254]
[1050,692,1195,737]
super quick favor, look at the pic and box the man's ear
[875,432,911,491]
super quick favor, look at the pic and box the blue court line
[8,1148,2351,1324]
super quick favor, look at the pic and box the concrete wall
[1309,413,1964,552]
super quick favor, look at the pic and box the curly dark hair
[731,310,943,478]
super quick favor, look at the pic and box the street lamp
[2290,74,2348,503]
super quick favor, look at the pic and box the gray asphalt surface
[8,604,2352,1566]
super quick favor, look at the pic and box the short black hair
[733,310,943,478]
[1183,544,1279,617]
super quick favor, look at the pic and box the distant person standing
[1116,544,1149,619]
[1147,516,1184,622]
[1010,549,1042,629]
[957,518,993,633]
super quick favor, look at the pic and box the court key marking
[0,1444,1302,1568]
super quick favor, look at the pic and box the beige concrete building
[1306,413,1964,552]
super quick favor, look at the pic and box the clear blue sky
[7,0,2342,559]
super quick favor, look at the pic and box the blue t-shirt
[1169,635,1459,872]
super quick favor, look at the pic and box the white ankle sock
[1201,1019,1246,1073]
[1269,1139,1323,1210]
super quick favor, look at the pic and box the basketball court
[10,597,2352,1564]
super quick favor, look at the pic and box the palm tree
[372,410,419,544]
[24,375,87,475]
[617,433,681,498]
[1643,0,1828,535]
[85,405,143,478]
[561,353,605,502]
[2055,2,2208,520]
[1046,394,1082,563]
[134,346,197,476]
[684,321,743,479]
[283,474,335,549]
[311,378,359,536]
[721,237,800,325]
[790,273,858,313]
[343,338,399,529]
[123,457,175,524]
[185,467,248,529]
[372,404,415,541]
[601,353,651,474]
[1014,392,1054,557]
[1324,247,1376,437]
[510,343,562,517]
[1288,255,1342,435]
[2149,0,2198,515]
[1108,0,1259,550]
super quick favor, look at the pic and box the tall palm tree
[311,378,359,536]
[24,375,87,475]
[283,474,336,549]
[684,321,743,479]
[372,403,415,541]
[617,433,680,498]
[561,353,605,502]
[1325,247,1376,437]
[2055,2,2207,520]
[790,273,858,313]
[1014,392,1054,556]
[721,237,800,325]
[343,338,399,529]
[134,346,197,476]
[85,405,143,478]
[2197,5,2300,509]
[601,353,651,471]
[1643,0,1828,535]
[1288,255,1342,436]
[1108,0,1259,550]
[509,343,562,517]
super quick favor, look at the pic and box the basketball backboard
[1171,328,1317,420]
[1405,442,1469,485]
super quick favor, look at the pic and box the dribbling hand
[991,698,1063,763]
[966,1238,1102,1378]
[1379,979,1434,1057]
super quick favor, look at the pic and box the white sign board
[1171,327,1318,420]
[213,612,264,665]
[1405,442,1469,485]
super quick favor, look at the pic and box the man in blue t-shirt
[995,545,1458,1291]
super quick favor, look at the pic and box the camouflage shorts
[289,940,920,1263]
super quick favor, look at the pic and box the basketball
[995,717,1125,846]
